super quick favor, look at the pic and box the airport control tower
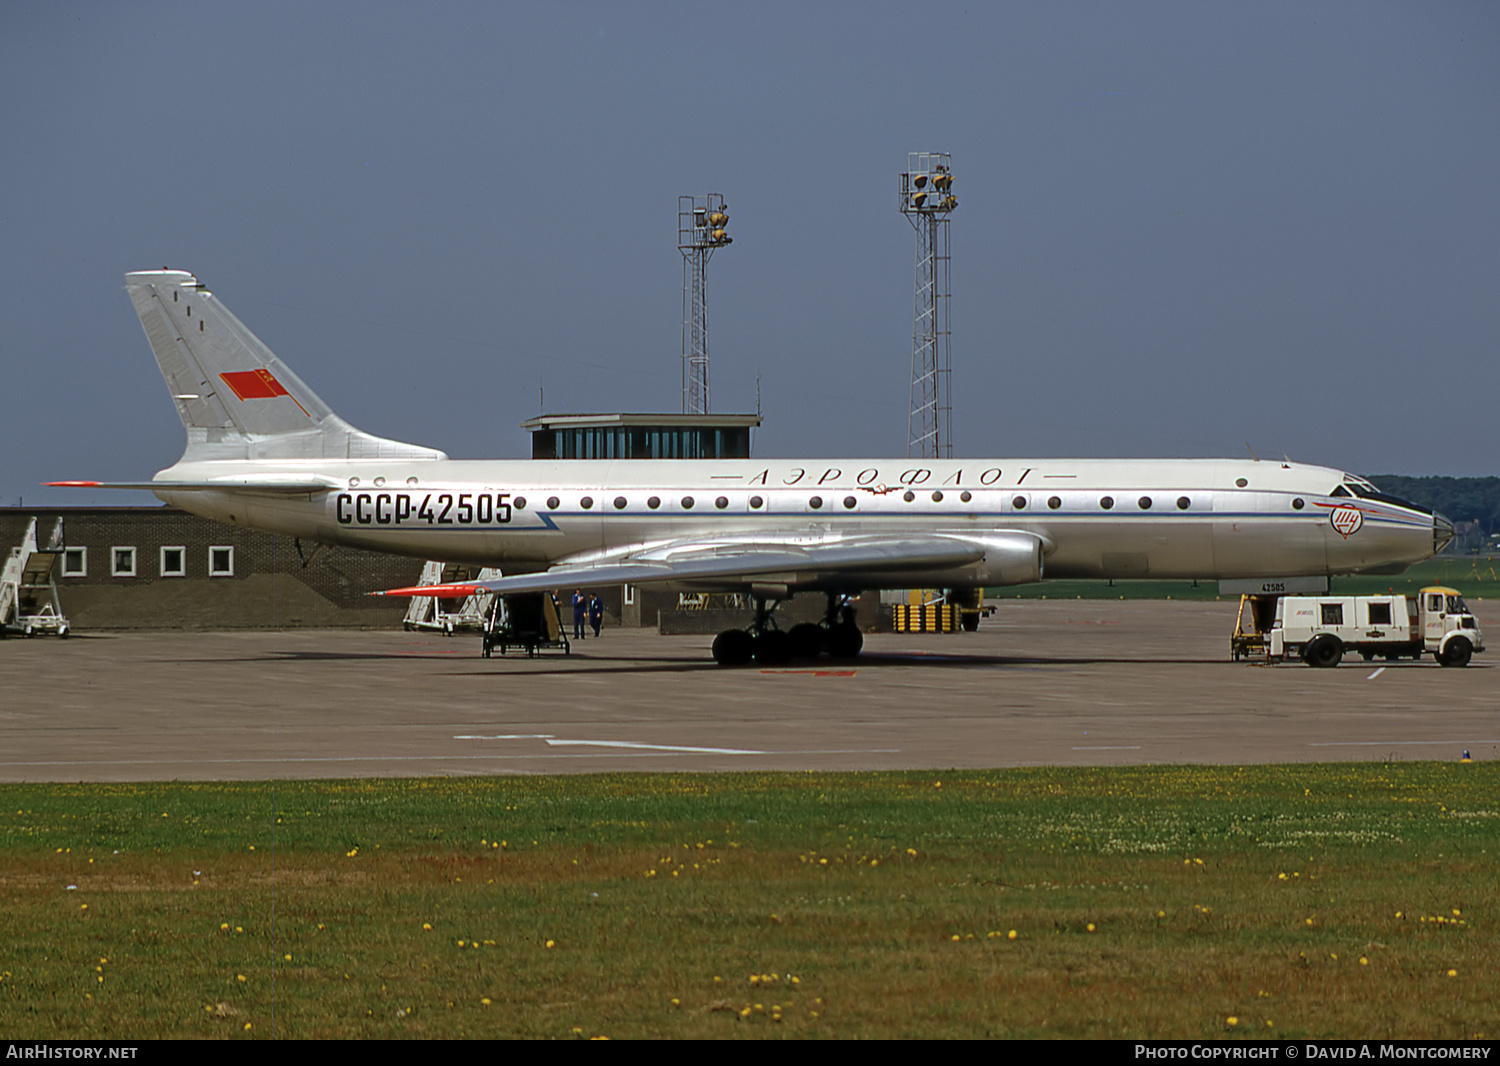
[899,153,956,459]
[679,194,732,415]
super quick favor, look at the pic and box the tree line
[1369,475,1500,546]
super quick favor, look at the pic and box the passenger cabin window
[1320,603,1343,626]
[1367,603,1392,626]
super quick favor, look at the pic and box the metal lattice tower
[899,152,956,459]
[679,194,732,415]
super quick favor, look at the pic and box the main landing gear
[711,592,864,667]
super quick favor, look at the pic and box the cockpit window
[1332,477,1432,514]
[1372,490,1429,512]
[1448,595,1469,615]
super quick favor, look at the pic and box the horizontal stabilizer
[46,478,338,495]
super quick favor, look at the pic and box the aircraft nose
[1433,512,1454,555]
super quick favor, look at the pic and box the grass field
[1,765,1495,1039]
[992,556,1500,601]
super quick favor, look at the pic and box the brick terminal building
[2,506,877,634]
[2,506,422,630]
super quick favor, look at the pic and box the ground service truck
[1266,586,1483,668]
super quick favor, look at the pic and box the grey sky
[3,1,1496,507]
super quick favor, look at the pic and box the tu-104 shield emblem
[1330,505,1364,538]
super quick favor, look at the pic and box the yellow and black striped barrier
[892,603,961,633]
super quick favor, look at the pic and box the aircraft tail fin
[124,270,446,462]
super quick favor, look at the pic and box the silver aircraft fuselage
[154,455,1444,592]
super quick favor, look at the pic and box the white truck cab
[1268,585,1483,668]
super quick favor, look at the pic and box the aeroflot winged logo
[219,370,310,417]
[1330,505,1364,539]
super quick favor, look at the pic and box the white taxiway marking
[454,735,555,740]
[1367,667,1386,680]
[456,733,765,754]
[544,739,769,755]
[453,734,901,757]
[1072,745,1142,751]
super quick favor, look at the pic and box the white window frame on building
[62,547,87,577]
[111,546,137,577]
[160,545,187,577]
[208,545,235,577]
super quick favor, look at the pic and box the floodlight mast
[899,152,956,459]
[679,194,732,415]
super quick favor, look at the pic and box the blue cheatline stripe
[350,509,1429,531]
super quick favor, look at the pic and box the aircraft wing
[374,533,999,599]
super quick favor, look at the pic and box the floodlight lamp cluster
[902,164,957,213]
[689,206,732,248]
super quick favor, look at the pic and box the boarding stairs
[402,561,502,635]
[1,517,70,638]
[1229,594,1278,662]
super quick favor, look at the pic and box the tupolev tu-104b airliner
[52,270,1452,665]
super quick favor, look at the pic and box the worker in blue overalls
[572,590,587,640]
